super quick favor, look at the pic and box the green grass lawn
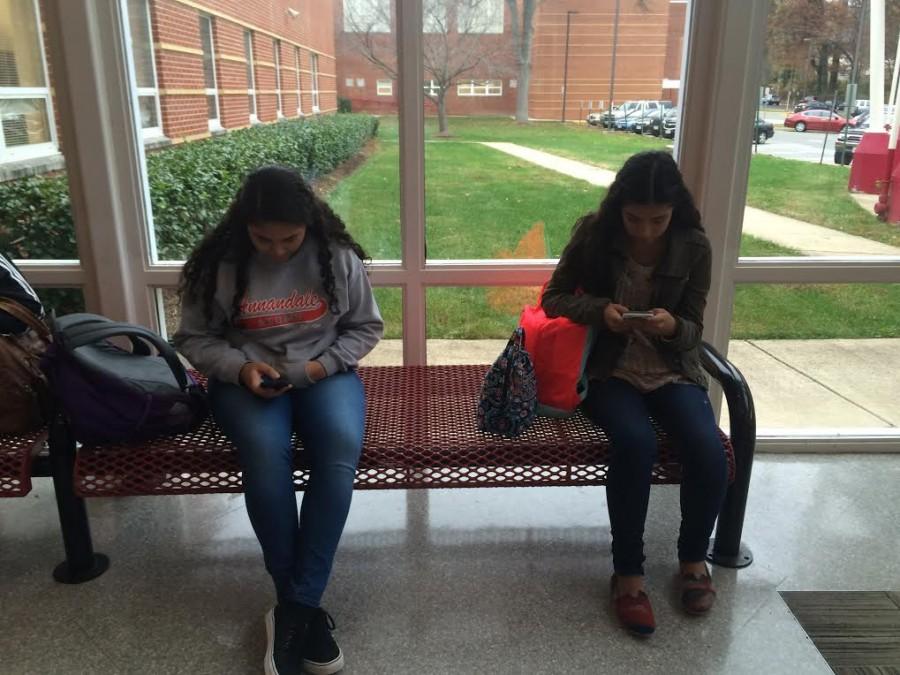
[378,115,900,248]
[328,119,898,340]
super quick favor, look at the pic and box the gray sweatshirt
[173,239,383,387]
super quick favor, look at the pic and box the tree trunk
[516,61,531,122]
[437,95,450,136]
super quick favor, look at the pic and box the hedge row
[0,113,378,261]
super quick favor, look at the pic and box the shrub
[338,97,352,113]
[0,114,378,261]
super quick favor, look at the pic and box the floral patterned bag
[476,327,537,438]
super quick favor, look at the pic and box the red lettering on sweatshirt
[234,290,328,330]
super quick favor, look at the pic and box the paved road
[756,112,850,164]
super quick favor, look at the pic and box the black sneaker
[265,603,314,675]
[302,608,344,675]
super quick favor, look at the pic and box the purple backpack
[41,313,207,444]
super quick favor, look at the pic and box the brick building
[335,0,687,121]
[0,0,338,178]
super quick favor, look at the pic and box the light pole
[561,10,577,122]
[607,0,621,124]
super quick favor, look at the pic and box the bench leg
[48,414,109,583]
[707,415,755,569]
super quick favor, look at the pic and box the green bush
[338,97,352,113]
[0,114,378,261]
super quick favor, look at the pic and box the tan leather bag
[0,298,51,434]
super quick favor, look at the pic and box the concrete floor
[2,455,899,673]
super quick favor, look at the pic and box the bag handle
[60,322,190,391]
[0,298,50,341]
[60,314,152,356]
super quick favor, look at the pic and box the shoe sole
[303,649,345,675]
[264,609,279,675]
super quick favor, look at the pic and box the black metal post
[561,11,577,122]
[700,343,756,569]
[48,412,109,583]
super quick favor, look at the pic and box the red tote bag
[518,288,596,417]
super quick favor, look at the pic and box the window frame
[244,29,258,123]
[273,39,283,118]
[18,0,900,453]
[376,78,393,96]
[456,79,502,97]
[310,53,320,112]
[198,14,221,131]
[294,46,303,116]
[126,0,163,139]
[0,0,58,163]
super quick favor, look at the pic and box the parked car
[598,100,673,131]
[754,118,775,143]
[834,121,866,165]
[784,109,847,132]
[586,111,604,126]
[632,107,668,135]
[793,100,832,113]
[660,107,679,138]
[761,94,781,106]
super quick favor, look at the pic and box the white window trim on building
[18,0,900,453]
[310,53,320,112]
[273,39,283,117]
[423,79,439,97]
[376,79,392,96]
[126,0,163,139]
[294,47,303,115]
[199,15,221,131]
[0,0,58,164]
[245,30,258,122]
[457,79,502,96]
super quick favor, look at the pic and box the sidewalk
[361,338,900,431]
[480,142,900,257]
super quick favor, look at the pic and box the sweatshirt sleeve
[172,294,249,385]
[541,240,611,328]
[314,254,384,377]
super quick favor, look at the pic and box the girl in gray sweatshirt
[174,166,382,675]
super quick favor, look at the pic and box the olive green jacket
[542,225,712,389]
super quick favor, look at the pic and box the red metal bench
[0,429,46,498]
[43,342,755,584]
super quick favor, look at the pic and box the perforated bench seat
[0,429,45,498]
[73,365,735,497]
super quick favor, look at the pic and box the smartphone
[622,310,655,320]
[259,374,291,390]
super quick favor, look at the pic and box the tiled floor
[2,454,899,674]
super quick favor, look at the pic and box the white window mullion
[294,46,302,115]
[274,40,283,117]
[396,0,426,365]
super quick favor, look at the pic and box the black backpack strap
[60,322,190,391]
[57,313,152,356]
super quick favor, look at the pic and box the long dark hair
[179,165,367,321]
[567,151,703,255]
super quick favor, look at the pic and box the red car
[784,109,848,132]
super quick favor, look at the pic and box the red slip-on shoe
[610,574,656,636]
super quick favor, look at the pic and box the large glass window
[199,15,220,130]
[244,30,257,121]
[343,0,390,33]
[0,0,56,162]
[273,39,283,117]
[310,53,320,112]
[126,0,161,136]
[294,46,302,115]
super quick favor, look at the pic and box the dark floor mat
[780,591,900,674]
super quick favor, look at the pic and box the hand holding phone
[260,374,291,390]
[622,310,655,320]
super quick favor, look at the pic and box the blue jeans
[582,378,728,576]
[209,371,365,607]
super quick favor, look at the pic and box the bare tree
[506,0,540,123]
[344,0,512,136]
